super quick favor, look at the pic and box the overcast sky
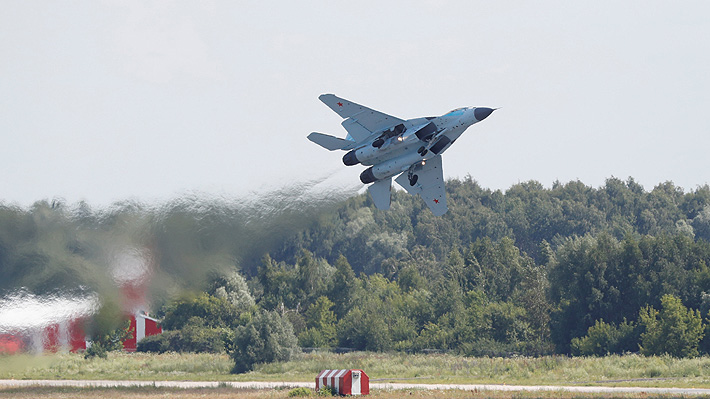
[2,1,709,207]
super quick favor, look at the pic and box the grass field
[2,351,710,388]
[0,386,686,399]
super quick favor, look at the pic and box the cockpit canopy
[445,107,467,115]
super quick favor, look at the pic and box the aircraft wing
[395,155,448,216]
[319,94,405,143]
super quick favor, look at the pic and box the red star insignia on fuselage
[337,102,343,107]
[434,199,439,204]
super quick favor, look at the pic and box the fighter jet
[308,94,495,216]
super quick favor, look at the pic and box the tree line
[3,177,710,371]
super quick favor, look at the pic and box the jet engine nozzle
[473,107,494,122]
[360,167,376,184]
[343,150,359,166]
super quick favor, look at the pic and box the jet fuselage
[343,107,494,184]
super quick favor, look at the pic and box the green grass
[0,352,233,381]
[0,385,672,399]
[3,351,710,388]
[249,352,710,387]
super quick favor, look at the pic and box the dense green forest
[4,177,710,370]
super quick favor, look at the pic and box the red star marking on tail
[337,102,343,107]
[433,199,439,204]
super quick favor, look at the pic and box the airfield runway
[2,379,710,396]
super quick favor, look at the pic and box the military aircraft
[308,94,495,216]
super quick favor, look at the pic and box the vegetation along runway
[3,379,710,396]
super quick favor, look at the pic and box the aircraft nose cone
[474,107,494,121]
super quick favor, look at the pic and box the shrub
[571,318,638,356]
[85,318,133,359]
[288,387,313,397]
[317,385,337,397]
[179,317,228,353]
[137,331,178,353]
[137,325,227,354]
[84,341,107,359]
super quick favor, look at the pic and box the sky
[2,1,709,207]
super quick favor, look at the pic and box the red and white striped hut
[122,312,162,352]
[316,369,369,396]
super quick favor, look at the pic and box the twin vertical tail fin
[368,177,392,210]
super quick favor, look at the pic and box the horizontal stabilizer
[307,132,355,151]
[368,177,392,210]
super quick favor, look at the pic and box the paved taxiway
[2,379,710,395]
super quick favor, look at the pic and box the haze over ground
[2,1,709,207]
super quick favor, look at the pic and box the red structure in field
[316,369,369,396]
[0,334,24,354]
[0,292,97,354]
[0,280,162,353]
[122,312,162,352]
[116,251,162,351]
[0,309,163,354]
[0,248,163,354]
[38,318,90,352]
